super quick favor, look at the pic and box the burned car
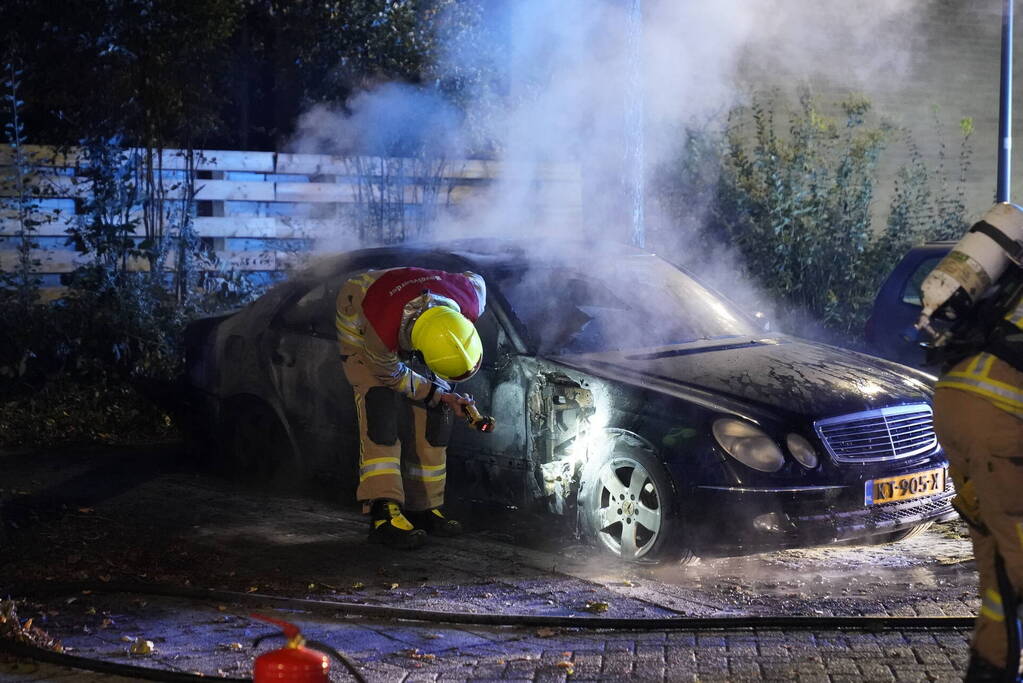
[183,240,955,563]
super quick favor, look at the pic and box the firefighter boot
[368,500,427,549]
[964,650,1019,682]
[406,508,463,537]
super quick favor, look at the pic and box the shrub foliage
[656,89,971,338]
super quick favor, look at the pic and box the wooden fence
[0,146,583,291]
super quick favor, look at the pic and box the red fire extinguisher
[251,613,330,683]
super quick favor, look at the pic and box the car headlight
[712,418,785,472]
[786,433,819,469]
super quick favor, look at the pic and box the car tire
[864,521,934,545]
[577,431,695,564]
[218,398,301,491]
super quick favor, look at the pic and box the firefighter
[916,203,1023,681]
[933,299,1023,681]
[335,266,485,549]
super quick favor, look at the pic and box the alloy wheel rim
[593,455,663,560]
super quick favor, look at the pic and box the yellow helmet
[411,306,483,381]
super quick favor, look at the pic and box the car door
[264,273,358,487]
[446,304,532,508]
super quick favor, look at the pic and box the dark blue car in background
[865,241,954,367]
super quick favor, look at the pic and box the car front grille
[814,403,938,463]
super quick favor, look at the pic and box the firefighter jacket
[335,267,486,403]
[936,298,1023,418]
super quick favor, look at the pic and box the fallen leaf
[403,649,436,662]
[247,586,259,593]
[129,638,155,655]
[217,605,227,612]
[536,627,558,638]
[85,607,96,615]
[351,582,365,590]
[388,583,399,590]
[422,633,444,640]
[556,661,575,675]
[583,601,609,614]
[77,507,94,514]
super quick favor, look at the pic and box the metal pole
[997,0,1013,203]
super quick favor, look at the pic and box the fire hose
[1,580,975,682]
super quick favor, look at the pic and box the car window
[278,279,343,338]
[493,255,760,354]
[901,256,943,306]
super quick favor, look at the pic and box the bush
[0,374,177,450]
[1,83,264,449]
[655,89,971,340]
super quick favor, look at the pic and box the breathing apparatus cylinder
[916,202,1023,336]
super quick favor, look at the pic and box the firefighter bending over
[335,267,485,549]
[920,203,1023,682]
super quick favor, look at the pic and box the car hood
[552,336,935,421]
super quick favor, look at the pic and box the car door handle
[271,350,296,367]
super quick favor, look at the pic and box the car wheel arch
[218,394,303,478]
[576,427,694,563]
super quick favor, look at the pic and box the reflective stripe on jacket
[936,299,1023,418]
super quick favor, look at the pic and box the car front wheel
[578,433,694,564]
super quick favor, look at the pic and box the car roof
[297,238,654,280]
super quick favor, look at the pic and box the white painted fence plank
[274,182,359,203]
[0,248,302,273]
[194,179,276,202]
[0,211,76,236]
[275,153,351,175]
[0,146,276,173]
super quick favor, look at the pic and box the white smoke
[288,0,933,330]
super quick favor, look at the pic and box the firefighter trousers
[934,387,1023,669]
[342,354,453,512]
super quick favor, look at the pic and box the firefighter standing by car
[335,267,486,549]
[918,202,1023,682]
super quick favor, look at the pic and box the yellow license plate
[865,466,946,505]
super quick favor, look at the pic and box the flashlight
[464,404,496,433]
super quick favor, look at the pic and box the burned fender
[527,371,600,514]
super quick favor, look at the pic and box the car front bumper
[687,474,957,552]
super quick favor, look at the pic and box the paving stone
[858,661,898,682]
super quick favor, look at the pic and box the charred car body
[184,241,955,562]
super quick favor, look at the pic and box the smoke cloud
[288,0,932,331]
[291,0,928,235]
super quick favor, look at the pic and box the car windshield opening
[493,255,760,354]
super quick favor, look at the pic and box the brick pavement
[1,618,973,682]
[0,448,980,681]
